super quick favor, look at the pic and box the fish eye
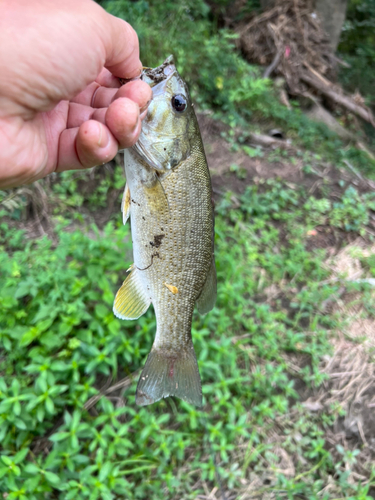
[171,94,187,113]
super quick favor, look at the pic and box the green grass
[2,178,375,498]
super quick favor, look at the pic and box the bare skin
[0,0,153,188]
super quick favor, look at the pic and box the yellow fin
[143,173,170,219]
[164,283,178,294]
[113,267,151,320]
[121,183,131,225]
[196,257,217,315]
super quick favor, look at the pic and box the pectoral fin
[196,257,217,315]
[143,173,170,219]
[113,267,151,320]
[121,183,131,225]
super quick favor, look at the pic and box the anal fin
[196,257,217,315]
[113,267,151,320]
[136,345,202,407]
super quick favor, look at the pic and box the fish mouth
[140,55,176,87]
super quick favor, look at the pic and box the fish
[113,56,216,407]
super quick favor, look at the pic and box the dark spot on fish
[131,198,140,206]
[161,228,164,231]
[150,234,165,248]
[142,216,145,220]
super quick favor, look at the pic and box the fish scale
[113,56,216,407]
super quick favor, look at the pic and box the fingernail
[131,116,141,134]
[139,98,152,114]
[119,67,144,86]
[97,124,110,148]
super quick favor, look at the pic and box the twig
[301,71,375,126]
[263,50,281,78]
[343,160,364,181]
[357,420,368,447]
[84,370,140,411]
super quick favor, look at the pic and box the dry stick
[357,420,368,447]
[343,160,364,182]
[300,72,375,126]
[263,50,281,78]
[248,132,290,149]
[84,370,140,411]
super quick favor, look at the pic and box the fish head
[132,57,195,172]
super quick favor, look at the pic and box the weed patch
[2,175,375,498]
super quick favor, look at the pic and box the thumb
[99,11,142,80]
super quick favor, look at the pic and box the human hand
[0,0,152,189]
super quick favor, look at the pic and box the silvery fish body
[113,56,216,407]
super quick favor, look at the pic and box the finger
[67,103,107,128]
[95,68,121,88]
[105,97,142,149]
[92,80,152,110]
[100,15,142,79]
[71,82,101,106]
[56,120,118,172]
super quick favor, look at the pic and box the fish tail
[136,345,202,407]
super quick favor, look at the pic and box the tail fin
[136,346,202,407]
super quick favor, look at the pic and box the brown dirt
[198,113,373,199]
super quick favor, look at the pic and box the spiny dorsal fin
[121,183,131,225]
[113,266,151,320]
[196,257,217,315]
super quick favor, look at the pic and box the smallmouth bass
[114,56,216,407]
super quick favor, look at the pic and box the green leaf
[49,432,70,442]
[0,467,8,479]
[45,397,54,414]
[14,448,29,464]
[13,400,21,416]
[1,456,12,466]
[50,360,68,371]
[24,463,40,474]
[98,461,112,482]
[45,471,61,486]
[14,418,27,430]
[20,327,40,347]
[95,304,108,319]
[36,406,45,423]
